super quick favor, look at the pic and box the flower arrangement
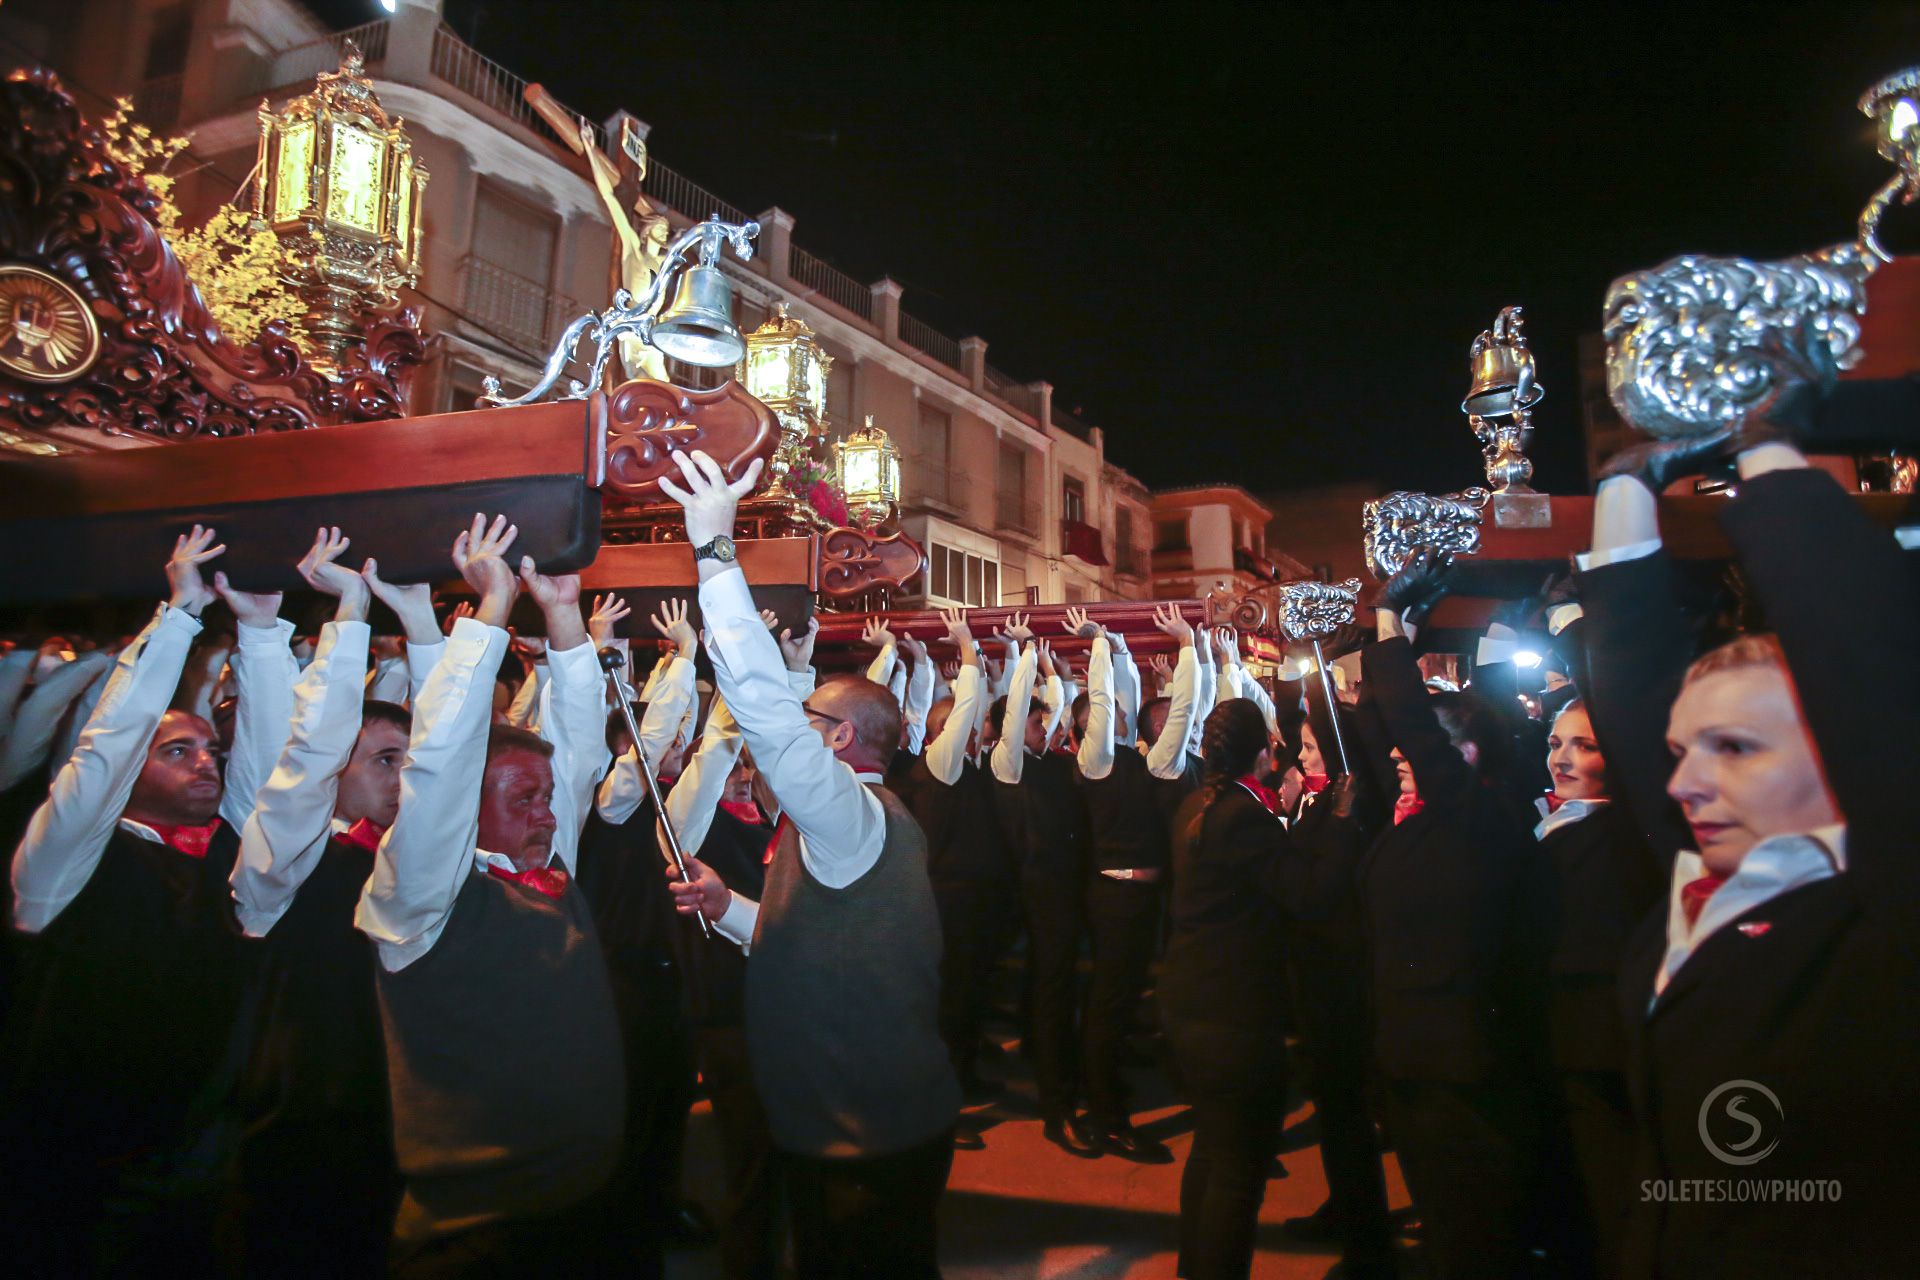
[788,455,849,527]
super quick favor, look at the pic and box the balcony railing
[995,493,1041,537]
[899,311,961,369]
[431,22,599,152]
[459,254,577,357]
[139,73,184,131]
[907,454,969,514]
[984,366,1036,417]
[254,19,391,96]
[641,158,748,230]
[789,245,873,321]
[1115,542,1148,577]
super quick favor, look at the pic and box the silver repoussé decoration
[1602,66,1920,440]
[480,215,760,408]
[1276,578,1362,640]
[1362,488,1490,581]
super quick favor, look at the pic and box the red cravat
[1541,792,1566,814]
[764,813,793,866]
[487,862,571,899]
[1302,772,1331,796]
[1392,793,1426,826]
[1237,775,1282,816]
[719,799,763,828]
[146,818,222,858]
[337,818,384,852]
[1680,871,1730,928]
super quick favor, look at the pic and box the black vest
[674,806,767,1027]
[993,751,1088,879]
[909,756,1011,885]
[1077,746,1169,872]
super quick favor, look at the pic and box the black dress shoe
[958,1074,1004,1105]
[1042,1117,1102,1159]
[1279,1209,1342,1244]
[1092,1124,1174,1165]
[953,1128,987,1151]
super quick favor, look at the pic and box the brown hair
[486,724,554,765]
[1681,634,1786,689]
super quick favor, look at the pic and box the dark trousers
[1167,1022,1290,1280]
[698,1024,778,1280]
[1387,1077,1543,1280]
[234,1113,398,1278]
[1561,1068,1634,1280]
[389,1185,625,1280]
[1020,869,1083,1122]
[1287,948,1392,1265]
[1081,874,1162,1128]
[614,981,694,1280]
[933,879,1010,1087]
[782,1129,954,1280]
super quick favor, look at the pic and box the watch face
[714,536,737,562]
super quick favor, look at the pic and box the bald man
[663,450,958,1280]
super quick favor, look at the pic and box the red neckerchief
[487,861,571,900]
[1393,793,1425,826]
[336,818,384,852]
[764,813,793,865]
[1680,871,1730,929]
[719,799,763,827]
[657,773,680,793]
[1302,772,1330,796]
[145,817,222,859]
[1236,775,1282,816]
[1541,792,1566,814]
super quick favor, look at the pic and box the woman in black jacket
[1580,439,1920,1278]
[1162,699,1316,1280]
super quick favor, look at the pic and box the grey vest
[376,870,625,1247]
[746,784,960,1157]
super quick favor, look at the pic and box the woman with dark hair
[1357,555,1559,1280]
[1161,698,1325,1279]
[1578,437,1920,1278]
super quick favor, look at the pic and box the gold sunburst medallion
[0,265,100,384]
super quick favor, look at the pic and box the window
[929,543,1000,608]
[1115,506,1141,575]
[1062,476,1086,525]
[917,403,953,503]
[465,183,561,353]
[441,360,495,414]
[145,6,192,78]
[1154,518,1190,552]
[996,442,1031,530]
[825,352,853,426]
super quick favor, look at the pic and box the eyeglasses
[804,705,847,729]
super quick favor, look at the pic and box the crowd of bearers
[5,412,1919,1280]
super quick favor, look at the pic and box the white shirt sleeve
[405,639,445,705]
[866,642,898,691]
[1226,658,1279,736]
[1149,645,1199,780]
[1187,645,1216,757]
[49,658,114,782]
[925,665,984,786]
[1076,637,1116,780]
[1040,674,1066,746]
[903,655,935,755]
[1111,643,1141,744]
[366,654,408,704]
[596,653,696,825]
[355,618,507,971]
[660,691,745,858]
[0,650,113,792]
[699,567,885,893]
[11,606,202,933]
[0,648,34,747]
[506,661,546,730]
[219,619,300,833]
[989,643,1039,785]
[538,641,611,876]
[232,621,371,937]
[989,638,1017,699]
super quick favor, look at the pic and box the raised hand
[1055,650,1076,683]
[860,617,897,649]
[1004,610,1034,644]
[941,660,962,681]
[1150,653,1174,682]
[444,600,475,635]
[1065,605,1099,640]
[777,617,820,674]
[451,514,520,628]
[296,525,369,622]
[1212,626,1238,664]
[1151,603,1194,648]
[166,524,225,616]
[361,559,440,645]
[759,608,782,633]
[212,570,285,630]
[666,852,732,921]
[940,605,976,664]
[651,598,698,658]
[508,629,547,664]
[656,448,764,551]
[1036,638,1057,680]
[901,632,929,663]
[588,592,632,649]
[1378,545,1455,628]
[519,557,585,650]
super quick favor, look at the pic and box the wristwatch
[693,535,737,565]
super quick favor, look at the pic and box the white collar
[118,817,163,844]
[1654,824,1847,999]
[1533,795,1608,841]
[473,847,568,876]
[853,770,884,783]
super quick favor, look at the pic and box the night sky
[323,1,1920,497]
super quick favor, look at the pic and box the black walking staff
[598,645,710,938]
[1277,578,1363,775]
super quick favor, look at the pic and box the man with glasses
[662,450,959,1280]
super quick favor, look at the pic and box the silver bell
[652,262,744,367]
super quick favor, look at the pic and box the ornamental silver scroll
[1362,487,1490,581]
[1276,578,1362,641]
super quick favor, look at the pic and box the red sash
[145,818,222,859]
[486,862,571,899]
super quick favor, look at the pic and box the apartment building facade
[0,0,1155,607]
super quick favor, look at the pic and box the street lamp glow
[378,1,398,14]
[1514,649,1544,669]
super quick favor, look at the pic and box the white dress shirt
[48,656,115,787]
[924,665,984,787]
[1110,640,1141,738]
[1075,637,1117,780]
[698,567,887,951]
[597,652,697,825]
[1187,643,1216,758]
[1221,655,1279,737]
[367,654,409,704]
[221,618,300,834]
[0,649,113,792]
[0,648,34,746]
[1653,825,1847,1000]
[1146,645,1199,781]
[989,643,1039,785]
[506,659,546,730]
[903,655,935,755]
[11,606,203,933]
[659,666,814,857]
[231,620,373,937]
[988,638,1017,700]
[1533,795,1608,842]
[354,621,608,971]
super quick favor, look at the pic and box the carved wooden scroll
[601,376,781,506]
[0,70,422,441]
[818,525,927,600]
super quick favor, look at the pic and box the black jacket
[1594,469,1920,1279]
[1357,637,1551,1085]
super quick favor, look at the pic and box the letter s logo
[1699,1080,1783,1166]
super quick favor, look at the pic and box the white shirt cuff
[1576,537,1663,572]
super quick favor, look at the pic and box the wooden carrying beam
[810,599,1207,665]
[0,398,606,603]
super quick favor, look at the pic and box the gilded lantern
[834,416,901,528]
[740,302,831,493]
[254,41,427,368]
